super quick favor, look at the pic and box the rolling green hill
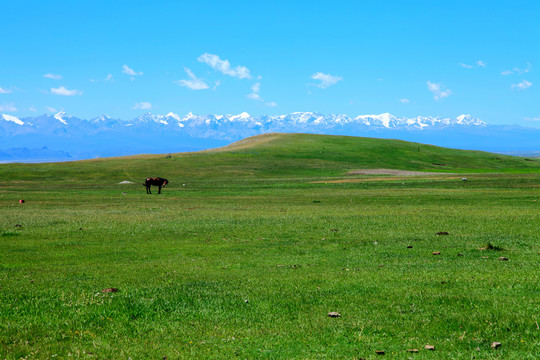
[2,133,539,186]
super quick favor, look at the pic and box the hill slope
[2,134,539,185]
[210,133,540,172]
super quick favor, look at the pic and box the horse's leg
[147,185,151,194]
[158,185,162,194]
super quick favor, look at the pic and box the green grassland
[1,133,539,359]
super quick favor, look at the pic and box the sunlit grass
[1,134,539,359]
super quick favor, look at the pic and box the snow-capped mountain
[0,111,486,134]
[0,111,537,162]
[53,111,72,125]
[118,111,486,135]
[1,114,26,126]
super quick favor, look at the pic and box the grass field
[1,134,539,359]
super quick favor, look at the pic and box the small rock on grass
[436,232,449,235]
[407,245,413,248]
[407,349,419,353]
[328,312,341,317]
[498,257,509,261]
[432,251,441,255]
[491,342,501,349]
[101,288,119,293]
[375,350,385,355]
[424,345,435,350]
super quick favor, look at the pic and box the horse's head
[162,179,169,187]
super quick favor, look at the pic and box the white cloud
[511,80,532,90]
[51,86,82,96]
[175,68,209,90]
[247,93,262,101]
[399,98,410,104]
[45,106,57,113]
[502,62,532,75]
[44,73,62,80]
[91,74,114,83]
[524,116,540,121]
[247,82,263,101]
[197,53,251,79]
[122,65,143,77]
[0,103,17,112]
[459,60,486,69]
[29,106,37,112]
[246,81,277,106]
[133,102,152,110]
[247,82,264,101]
[427,81,451,101]
[0,86,12,94]
[311,72,342,89]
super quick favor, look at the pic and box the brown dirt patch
[312,176,458,184]
[346,168,451,176]
[101,288,119,293]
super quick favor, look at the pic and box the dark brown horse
[144,177,169,194]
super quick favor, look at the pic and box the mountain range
[1,112,539,162]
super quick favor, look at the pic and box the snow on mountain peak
[230,112,251,121]
[456,114,486,126]
[1,114,25,125]
[355,113,397,127]
[54,111,70,125]
[136,113,168,125]
[93,114,111,122]
[166,112,181,121]
[376,113,396,127]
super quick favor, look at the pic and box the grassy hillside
[213,133,540,173]
[1,134,539,359]
[2,133,540,188]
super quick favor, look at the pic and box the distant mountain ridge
[1,111,487,136]
[1,111,538,162]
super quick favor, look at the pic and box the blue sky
[1,0,538,126]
